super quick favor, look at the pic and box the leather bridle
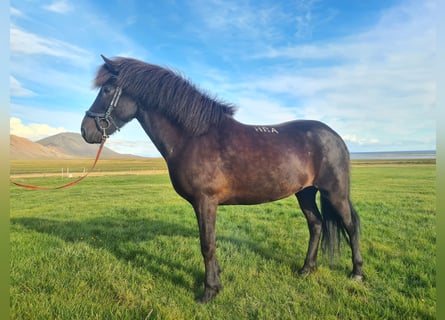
[85,86,123,138]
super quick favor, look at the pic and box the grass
[10,159,436,319]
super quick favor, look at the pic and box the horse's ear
[100,54,118,75]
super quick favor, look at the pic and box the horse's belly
[220,173,310,205]
[220,191,296,205]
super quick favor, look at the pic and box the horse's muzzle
[81,119,103,144]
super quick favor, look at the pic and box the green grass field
[10,159,436,319]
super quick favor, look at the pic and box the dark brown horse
[81,55,363,303]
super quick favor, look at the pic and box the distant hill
[10,133,140,159]
[10,135,73,160]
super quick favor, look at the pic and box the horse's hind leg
[296,186,322,275]
[322,192,364,280]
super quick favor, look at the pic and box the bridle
[85,86,123,139]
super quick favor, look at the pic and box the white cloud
[105,138,159,157]
[9,24,95,97]
[234,96,299,125]
[10,7,24,17]
[10,25,89,64]
[10,76,35,97]
[343,134,379,146]
[189,0,295,47]
[104,122,160,157]
[10,117,67,141]
[294,0,318,39]
[11,103,86,135]
[44,0,73,14]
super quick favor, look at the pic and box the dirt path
[10,169,169,179]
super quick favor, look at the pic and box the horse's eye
[102,86,112,94]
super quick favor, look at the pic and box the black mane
[94,57,237,135]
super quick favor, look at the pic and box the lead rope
[10,135,107,190]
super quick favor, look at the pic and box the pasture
[10,159,436,319]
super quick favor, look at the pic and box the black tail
[320,196,360,261]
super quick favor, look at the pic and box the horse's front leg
[193,196,222,303]
[296,187,322,275]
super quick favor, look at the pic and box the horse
[81,55,364,303]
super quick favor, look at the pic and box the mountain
[10,135,73,160]
[11,133,140,159]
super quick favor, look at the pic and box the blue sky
[10,0,435,156]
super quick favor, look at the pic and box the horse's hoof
[196,286,221,304]
[298,265,316,277]
[298,269,310,277]
[351,273,364,282]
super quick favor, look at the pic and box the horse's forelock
[94,65,114,88]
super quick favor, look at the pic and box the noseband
[85,86,122,138]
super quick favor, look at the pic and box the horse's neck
[136,109,186,159]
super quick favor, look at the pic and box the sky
[10,0,436,157]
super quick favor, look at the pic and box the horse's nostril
[81,127,91,142]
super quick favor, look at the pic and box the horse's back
[238,119,349,165]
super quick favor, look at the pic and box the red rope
[10,138,106,190]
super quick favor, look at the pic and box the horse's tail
[320,195,360,261]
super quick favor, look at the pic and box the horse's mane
[94,57,237,135]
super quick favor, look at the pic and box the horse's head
[81,55,139,144]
